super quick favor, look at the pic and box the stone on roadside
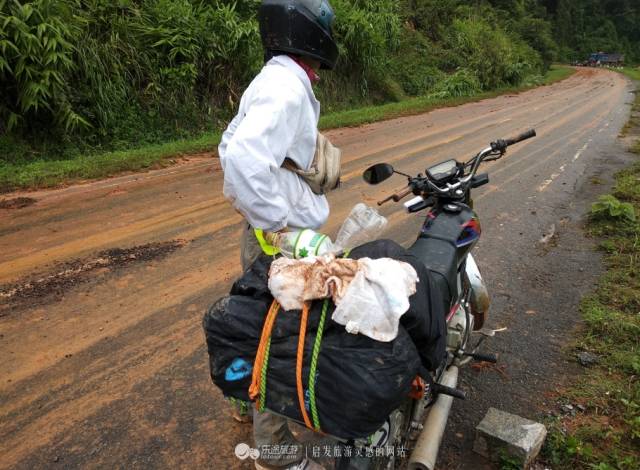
[576,351,599,367]
[560,404,575,415]
[474,408,547,469]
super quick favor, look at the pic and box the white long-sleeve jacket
[219,55,330,232]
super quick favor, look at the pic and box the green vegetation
[0,132,220,191]
[542,83,640,470]
[549,0,640,63]
[0,1,638,188]
[321,65,573,129]
[590,194,636,223]
[620,70,640,137]
[619,67,640,82]
[0,65,574,193]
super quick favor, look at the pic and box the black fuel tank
[421,203,481,264]
[408,203,481,306]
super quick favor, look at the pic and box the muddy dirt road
[0,68,634,469]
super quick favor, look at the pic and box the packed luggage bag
[203,240,446,439]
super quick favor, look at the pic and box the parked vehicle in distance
[586,52,625,67]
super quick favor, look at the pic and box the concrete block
[473,407,547,469]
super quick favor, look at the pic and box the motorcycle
[348,129,537,470]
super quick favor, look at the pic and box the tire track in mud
[338,73,611,182]
[0,70,609,285]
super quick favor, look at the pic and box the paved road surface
[0,68,634,469]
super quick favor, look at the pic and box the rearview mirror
[363,163,394,185]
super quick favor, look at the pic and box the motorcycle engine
[447,304,473,353]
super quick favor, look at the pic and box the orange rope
[249,299,314,429]
[296,302,314,429]
[249,301,281,408]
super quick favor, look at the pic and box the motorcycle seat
[408,236,458,310]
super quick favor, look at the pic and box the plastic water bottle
[278,229,335,259]
[334,203,388,252]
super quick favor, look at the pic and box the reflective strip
[254,229,281,256]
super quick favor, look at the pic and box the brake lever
[482,150,505,162]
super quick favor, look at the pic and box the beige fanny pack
[282,132,341,195]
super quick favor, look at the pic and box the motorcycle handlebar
[377,129,537,206]
[504,129,536,146]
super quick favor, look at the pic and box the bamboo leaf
[7,111,21,132]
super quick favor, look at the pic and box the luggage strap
[295,302,314,429]
[249,301,280,410]
[309,299,329,432]
[249,299,330,433]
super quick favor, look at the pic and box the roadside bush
[389,28,444,96]
[515,16,558,68]
[442,16,542,90]
[0,0,86,133]
[521,74,545,87]
[0,0,553,162]
[1,0,262,158]
[306,0,405,110]
[400,0,460,41]
[331,0,401,89]
[0,0,409,158]
[430,68,480,98]
[590,194,636,223]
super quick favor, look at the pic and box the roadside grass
[619,67,640,81]
[620,67,640,136]
[0,133,221,192]
[542,92,640,470]
[0,66,575,194]
[319,65,575,129]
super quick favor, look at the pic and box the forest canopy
[0,0,638,160]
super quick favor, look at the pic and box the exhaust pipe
[408,366,459,470]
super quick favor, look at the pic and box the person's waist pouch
[282,132,341,195]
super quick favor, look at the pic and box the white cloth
[219,55,330,232]
[331,258,418,342]
[268,255,418,342]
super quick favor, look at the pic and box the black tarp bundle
[203,240,446,439]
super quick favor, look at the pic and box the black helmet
[259,0,339,70]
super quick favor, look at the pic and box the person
[218,1,341,468]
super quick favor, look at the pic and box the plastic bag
[331,257,419,342]
[334,203,388,252]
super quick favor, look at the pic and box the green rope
[308,299,329,431]
[229,397,249,416]
[259,337,272,412]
